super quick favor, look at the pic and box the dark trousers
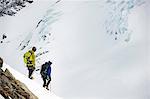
[27,66,35,78]
[42,76,51,87]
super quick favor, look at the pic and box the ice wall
[104,0,145,41]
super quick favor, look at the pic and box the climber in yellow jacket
[23,47,36,79]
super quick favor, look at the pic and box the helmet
[48,61,52,65]
[32,47,36,52]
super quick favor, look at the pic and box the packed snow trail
[2,63,62,99]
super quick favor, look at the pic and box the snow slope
[1,63,62,99]
[0,95,4,99]
[50,1,148,99]
[0,0,149,99]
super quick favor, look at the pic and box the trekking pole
[35,64,42,71]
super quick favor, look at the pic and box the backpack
[40,62,51,78]
[40,63,48,77]
[23,50,33,64]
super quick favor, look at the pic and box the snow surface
[0,95,4,99]
[0,0,149,99]
[1,63,62,99]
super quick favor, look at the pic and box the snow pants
[27,66,35,78]
[42,76,51,87]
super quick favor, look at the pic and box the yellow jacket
[23,50,35,67]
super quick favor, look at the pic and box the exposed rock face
[0,0,33,17]
[0,68,38,99]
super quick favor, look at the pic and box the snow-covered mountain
[0,0,149,99]
[0,0,33,17]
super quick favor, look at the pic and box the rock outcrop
[0,0,33,17]
[0,68,38,99]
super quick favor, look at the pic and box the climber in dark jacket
[40,61,52,90]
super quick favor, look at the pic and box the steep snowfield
[0,0,149,99]
[1,63,62,99]
[0,0,62,98]
[51,1,148,99]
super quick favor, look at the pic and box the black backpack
[40,62,48,77]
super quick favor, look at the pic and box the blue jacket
[47,65,51,77]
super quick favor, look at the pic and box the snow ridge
[2,63,62,99]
